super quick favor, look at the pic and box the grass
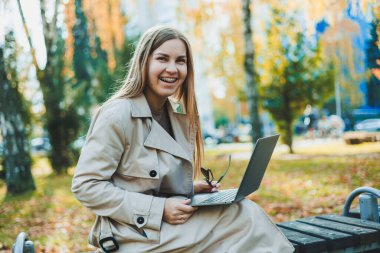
[204,139,380,221]
[0,139,379,252]
[0,172,95,252]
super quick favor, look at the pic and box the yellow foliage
[180,0,247,122]
[64,0,126,70]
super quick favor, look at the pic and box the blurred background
[0,0,379,251]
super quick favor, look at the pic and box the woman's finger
[174,214,183,224]
[177,200,197,213]
[177,214,190,224]
[197,181,211,190]
[211,182,221,188]
[210,182,220,192]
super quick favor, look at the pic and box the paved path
[205,138,352,160]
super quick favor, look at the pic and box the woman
[72,25,294,253]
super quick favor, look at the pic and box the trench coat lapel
[167,99,193,160]
[129,95,192,163]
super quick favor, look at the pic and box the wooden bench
[278,214,380,253]
[342,131,380,144]
[277,187,380,253]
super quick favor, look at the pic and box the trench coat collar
[129,95,192,164]
[130,95,187,118]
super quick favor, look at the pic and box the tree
[70,0,135,125]
[92,32,113,103]
[0,32,35,194]
[17,0,80,174]
[242,0,262,142]
[72,0,94,114]
[46,26,81,174]
[65,0,132,106]
[365,18,380,107]
[262,8,334,153]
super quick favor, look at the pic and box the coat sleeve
[71,101,166,232]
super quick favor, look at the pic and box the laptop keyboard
[200,189,238,204]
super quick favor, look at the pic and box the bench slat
[298,217,379,245]
[278,227,327,253]
[277,221,354,251]
[317,214,380,234]
[278,227,302,253]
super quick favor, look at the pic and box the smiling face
[145,39,188,108]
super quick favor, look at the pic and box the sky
[1,0,47,113]
[1,0,47,68]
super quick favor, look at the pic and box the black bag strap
[99,217,119,253]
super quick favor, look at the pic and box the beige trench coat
[72,95,294,253]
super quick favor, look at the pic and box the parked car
[72,136,86,150]
[202,130,221,145]
[30,137,51,153]
[354,118,380,132]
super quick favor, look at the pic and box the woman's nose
[165,61,178,73]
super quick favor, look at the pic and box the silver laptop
[190,134,279,207]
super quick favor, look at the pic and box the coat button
[149,170,157,177]
[137,217,145,224]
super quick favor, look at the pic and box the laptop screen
[236,134,279,198]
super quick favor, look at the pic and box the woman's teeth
[160,77,177,83]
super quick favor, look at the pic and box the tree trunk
[283,86,294,153]
[242,0,262,143]
[284,120,294,154]
[0,48,35,194]
[40,73,75,174]
[18,0,77,174]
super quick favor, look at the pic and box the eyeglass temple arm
[216,154,231,184]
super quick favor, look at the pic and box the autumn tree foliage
[0,32,35,194]
[180,0,341,145]
[68,0,134,108]
[71,0,96,125]
[365,18,380,107]
[262,8,334,153]
[16,0,133,175]
[17,0,81,174]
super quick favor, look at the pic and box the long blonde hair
[110,25,203,178]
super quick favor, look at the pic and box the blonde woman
[72,25,294,253]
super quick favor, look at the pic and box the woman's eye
[177,59,187,64]
[157,57,167,61]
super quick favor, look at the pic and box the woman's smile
[159,77,178,83]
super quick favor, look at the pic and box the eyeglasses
[201,154,231,187]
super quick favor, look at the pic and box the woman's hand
[193,181,220,194]
[163,198,198,225]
